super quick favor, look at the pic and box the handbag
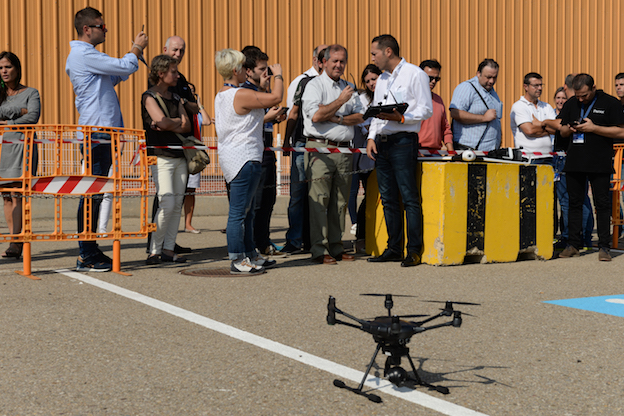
[152,92,210,174]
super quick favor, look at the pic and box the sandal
[2,242,23,259]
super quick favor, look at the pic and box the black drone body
[327,294,478,403]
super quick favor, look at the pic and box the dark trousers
[567,171,611,249]
[254,158,277,252]
[375,133,423,254]
[355,171,371,240]
[78,139,112,259]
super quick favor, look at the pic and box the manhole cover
[179,268,234,277]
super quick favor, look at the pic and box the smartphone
[267,67,273,76]
[279,107,289,114]
[571,120,581,126]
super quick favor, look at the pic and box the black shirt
[560,90,624,173]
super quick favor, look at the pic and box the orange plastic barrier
[612,144,624,249]
[0,124,154,279]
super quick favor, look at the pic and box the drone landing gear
[334,344,383,403]
[333,342,449,403]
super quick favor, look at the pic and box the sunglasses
[88,24,106,30]
[429,76,441,82]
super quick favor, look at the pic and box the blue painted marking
[544,294,624,318]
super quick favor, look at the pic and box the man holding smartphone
[558,74,624,261]
[241,46,287,257]
[66,6,148,272]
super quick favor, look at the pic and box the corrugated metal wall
[2,0,623,147]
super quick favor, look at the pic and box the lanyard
[580,96,597,120]
[224,83,238,88]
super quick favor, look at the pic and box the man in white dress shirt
[301,44,364,264]
[366,34,433,267]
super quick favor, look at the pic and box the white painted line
[606,299,624,304]
[56,270,488,416]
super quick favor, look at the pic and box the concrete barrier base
[366,162,554,265]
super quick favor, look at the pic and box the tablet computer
[363,103,409,120]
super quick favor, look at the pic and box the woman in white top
[214,49,283,274]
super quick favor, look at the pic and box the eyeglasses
[88,24,106,30]
[529,83,544,88]
[429,76,441,82]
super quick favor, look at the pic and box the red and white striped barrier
[147,145,567,158]
[31,176,114,194]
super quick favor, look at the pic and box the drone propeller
[360,293,419,298]
[422,300,481,306]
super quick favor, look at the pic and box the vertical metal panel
[1,0,624,147]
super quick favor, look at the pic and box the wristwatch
[337,115,344,125]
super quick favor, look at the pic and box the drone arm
[417,321,454,332]
[327,296,370,326]
[332,319,363,330]
[410,312,445,326]
[415,312,462,333]
[336,309,370,326]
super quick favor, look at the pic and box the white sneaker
[350,223,357,235]
[251,251,277,269]
[231,257,266,275]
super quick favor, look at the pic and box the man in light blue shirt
[449,59,503,151]
[66,6,148,272]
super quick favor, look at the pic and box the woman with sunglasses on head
[142,54,191,265]
[0,51,41,259]
[350,64,382,252]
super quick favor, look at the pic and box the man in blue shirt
[449,59,503,151]
[66,6,148,272]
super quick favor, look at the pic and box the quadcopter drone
[326,294,479,403]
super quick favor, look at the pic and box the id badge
[572,133,585,144]
[554,172,561,182]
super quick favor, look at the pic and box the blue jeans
[551,156,569,240]
[285,141,307,248]
[226,161,262,260]
[78,134,112,259]
[375,133,422,254]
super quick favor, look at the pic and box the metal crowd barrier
[0,124,153,279]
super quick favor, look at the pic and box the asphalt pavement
[1,214,623,415]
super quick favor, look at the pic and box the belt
[306,137,351,148]
[377,132,417,142]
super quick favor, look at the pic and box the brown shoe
[598,248,612,262]
[336,252,355,261]
[312,254,337,265]
[559,245,580,258]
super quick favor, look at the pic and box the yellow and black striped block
[366,162,554,265]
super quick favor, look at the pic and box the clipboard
[363,103,408,120]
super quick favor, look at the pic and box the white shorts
[186,172,201,189]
